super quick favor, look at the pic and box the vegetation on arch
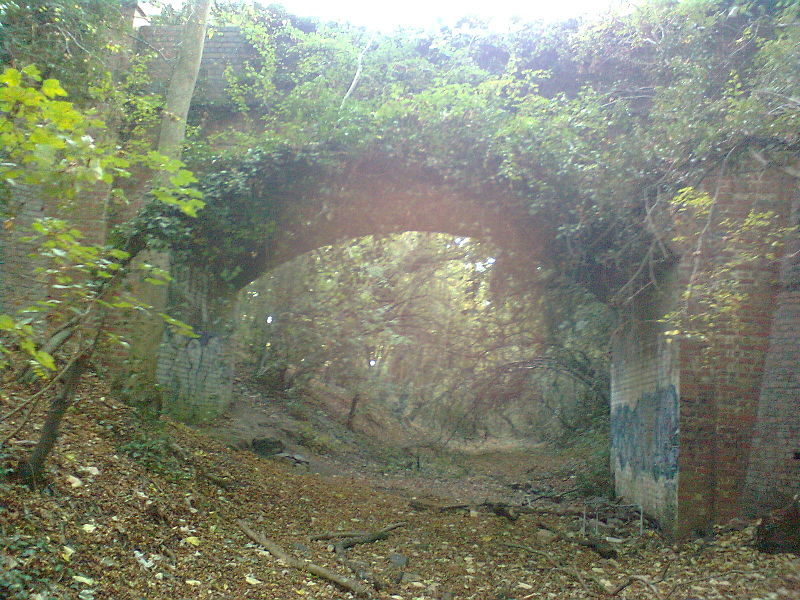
[168,0,799,311]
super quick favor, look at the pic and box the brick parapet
[136,25,259,104]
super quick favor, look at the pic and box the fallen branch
[311,530,369,541]
[236,519,374,598]
[333,544,388,591]
[333,522,405,551]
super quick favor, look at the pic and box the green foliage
[0,0,127,99]
[117,425,191,480]
[173,0,799,310]
[662,185,795,345]
[0,67,202,373]
[0,529,76,600]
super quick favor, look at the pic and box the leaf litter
[0,374,797,600]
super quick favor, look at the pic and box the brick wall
[153,266,238,423]
[137,25,259,104]
[612,165,797,535]
[742,190,800,515]
[611,280,680,529]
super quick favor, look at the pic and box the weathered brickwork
[742,192,800,516]
[611,281,680,528]
[612,166,798,535]
[137,25,259,104]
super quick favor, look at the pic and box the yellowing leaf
[185,580,202,586]
[66,475,83,488]
[81,524,97,533]
[61,546,75,562]
[183,536,201,546]
[41,78,68,98]
[245,575,262,585]
[72,575,95,585]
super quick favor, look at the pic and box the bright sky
[275,0,626,30]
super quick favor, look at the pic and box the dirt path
[206,387,583,507]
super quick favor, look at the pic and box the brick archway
[154,161,551,424]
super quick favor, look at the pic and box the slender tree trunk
[346,393,360,431]
[129,0,212,405]
[17,355,88,487]
[157,0,212,158]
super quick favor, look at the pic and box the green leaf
[1,68,22,87]
[34,350,56,371]
[21,64,42,81]
[42,78,68,98]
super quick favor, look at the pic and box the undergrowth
[115,421,192,481]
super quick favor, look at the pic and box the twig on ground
[310,530,369,541]
[333,522,405,552]
[236,519,374,598]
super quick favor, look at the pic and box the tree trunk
[17,355,88,487]
[346,393,360,431]
[128,0,212,405]
[157,0,212,158]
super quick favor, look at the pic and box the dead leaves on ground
[0,378,797,599]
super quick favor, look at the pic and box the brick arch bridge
[1,24,797,537]
[152,157,798,537]
[154,159,551,423]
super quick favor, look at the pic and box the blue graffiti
[612,385,679,480]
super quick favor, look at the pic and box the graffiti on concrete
[612,385,679,480]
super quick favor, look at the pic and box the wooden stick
[334,522,405,551]
[236,520,374,598]
[310,531,368,541]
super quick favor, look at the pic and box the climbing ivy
[166,0,798,315]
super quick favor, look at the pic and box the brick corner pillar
[741,184,800,516]
[611,166,796,537]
